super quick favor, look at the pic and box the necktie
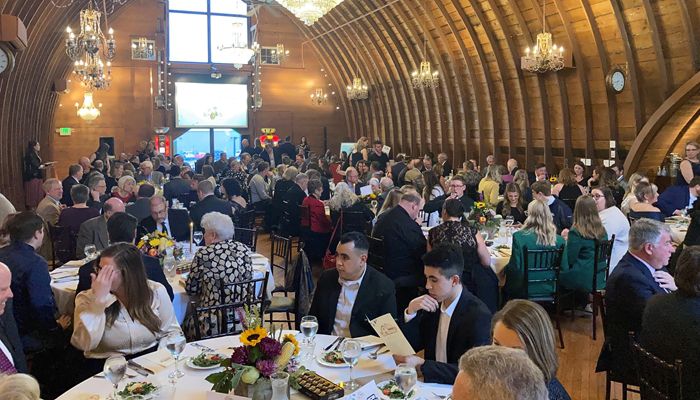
[161,222,169,236]
[0,348,16,374]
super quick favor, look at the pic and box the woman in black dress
[23,140,51,209]
[496,183,527,224]
[551,168,585,212]
[572,161,589,187]
[428,199,497,312]
[677,141,700,186]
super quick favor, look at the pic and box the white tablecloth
[422,226,513,274]
[57,333,452,400]
[665,220,688,244]
[50,253,274,325]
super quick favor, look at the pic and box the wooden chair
[190,273,269,340]
[234,227,259,252]
[367,236,385,272]
[523,245,566,349]
[48,224,74,267]
[266,249,313,329]
[629,332,683,400]
[590,235,615,340]
[338,210,371,235]
[270,234,293,293]
[237,209,257,229]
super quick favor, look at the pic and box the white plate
[185,354,226,370]
[316,351,348,368]
[116,383,160,399]
[376,380,417,400]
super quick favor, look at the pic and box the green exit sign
[59,127,72,136]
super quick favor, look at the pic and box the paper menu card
[360,185,373,196]
[340,380,381,400]
[382,145,391,155]
[368,314,415,356]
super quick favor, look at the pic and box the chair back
[367,236,385,272]
[49,224,74,265]
[592,235,615,292]
[629,332,684,400]
[234,227,258,252]
[191,273,269,340]
[340,210,370,235]
[522,245,564,301]
[270,234,293,274]
[300,204,311,229]
[237,209,256,229]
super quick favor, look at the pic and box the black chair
[236,209,257,229]
[267,239,300,329]
[49,224,74,266]
[630,332,684,400]
[523,245,566,349]
[367,236,385,272]
[590,235,615,340]
[298,204,312,252]
[234,227,259,252]
[270,234,293,291]
[338,210,371,235]
[190,273,269,340]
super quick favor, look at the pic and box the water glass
[164,332,186,379]
[394,363,418,400]
[270,371,290,400]
[193,231,204,245]
[103,355,127,399]
[300,315,319,343]
[340,339,362,392]
[300,339,316,362]
[84,244,97,260]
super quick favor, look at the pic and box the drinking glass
[504,215,514,227]
[84,244,97,260]
[300,315,319,343]
[394,363,418,400]
[480,231,489,242]
[340,339,362,392]
[164,332,187,379]
[193,231,204,245]
[103,355,127,400]
[270,371,290,400]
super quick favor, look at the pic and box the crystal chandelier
[131,37,154,60]
[65,2,116,91]
[521,0,564,73]
[217,22,256,68]
[411,37,439,89]
[310,88,328,105]
[347,77,368,100]
[75,91,102,121]
[276,0,344,26]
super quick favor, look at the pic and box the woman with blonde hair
[551,168,585,211]
[621,172,648,214]
[0,373,41,400]
[513,169,532,203]
[350,137,369,167]
[492,300,571,400]
[375,188,402,223]
[328,182,374,234]
[504,200,567,299]
[628,181,664,222]
[560,196,608,292]
[677,140,700,185]
[112,175,136,204]
[478,165,502,206]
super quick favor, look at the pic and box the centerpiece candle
[189,222,194,252]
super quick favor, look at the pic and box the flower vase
[234,378,273,400]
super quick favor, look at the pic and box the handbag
[322,210,344,270]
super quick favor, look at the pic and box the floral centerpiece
[136,231,183,259]
[548,176,558,184]
[206,305,302,398]
[468,201,500,237]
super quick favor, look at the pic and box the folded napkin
[62,259,89,268]
[136,348,175,373]
[50,269,79,279]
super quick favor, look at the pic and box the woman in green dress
[560,195,608,292]
[504,200,567,299]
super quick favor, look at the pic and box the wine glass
[394,363,418,400]
[193,231,204,245]
[504,215,514,227]
[84,244,97,260]
[300,315,319,343]
[340,339,362,392]
[103,356,127,399]
[164,332,187,379]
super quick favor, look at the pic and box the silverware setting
[127,360,154,376]
[324,337,341,351]
[192,343,215,352]
[368,347,390,360]
[333,337,345,351]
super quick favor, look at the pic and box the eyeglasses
[591,194,604,199]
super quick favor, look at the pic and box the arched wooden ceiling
[288,0,700,169]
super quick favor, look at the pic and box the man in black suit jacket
[596,218,676,383]
[398,244,492,384]
[61,164,83,206]
[76,212,173,300]
[278,136,297,161]
[139,196,191,242]
[437,153,452,177]
[391,155,406,186]
[280,173,308,237]
[189,180,233,231]
[423,175,474,214]
[372,192,427,312]
[163,166,191,204]
[309,232,397,337]
[0,263,27,373]
[531,181,572,234]
[125,183,155,223]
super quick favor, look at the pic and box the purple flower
[258,337,282,358]
[231,346,249,365]
[256,359,276,378]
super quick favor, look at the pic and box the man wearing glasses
[423,175,474,215]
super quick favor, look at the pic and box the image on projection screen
[175,82,248,128]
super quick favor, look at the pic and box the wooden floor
[254,234,638,400]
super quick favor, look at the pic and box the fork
[192,343,215,352]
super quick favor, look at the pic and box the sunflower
[549,176,558,183]
[475,201,486,209]
[241,326,268,346]
[283,334,300,355]
[149,238,160,247]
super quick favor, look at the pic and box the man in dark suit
[397,244,492,384]
[139,195,191,242]
[372,192,427,312]
[423,175,474,215]
[280,173,308,237]
[391,154,407,186]
[76,198,125,258]
[278,136,297,161]
[61,164,83,206]
[126,183,155,222]
[309,232,397,337]
[531,181,572,234]
[596,218,676,383]
[189,180,233,231]
[0,262,27,373]
[76,212,173,300]
[437,153,452,177]
[656,176,700,217]
[163,165,191,204]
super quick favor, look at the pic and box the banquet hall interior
[0,0,699,399]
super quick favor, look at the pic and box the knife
[324,337,341,351]
[333,337,346,351]
[127,360,154,376]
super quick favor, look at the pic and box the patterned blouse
[429,220,483,274]
[185,239,253,337]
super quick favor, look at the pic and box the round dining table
[56,333,453,400]
[421,226,513,274]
